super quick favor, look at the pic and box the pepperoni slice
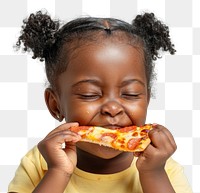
[127,138,141,150]
[118,126,137,132]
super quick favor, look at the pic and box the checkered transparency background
[0,0,200,192]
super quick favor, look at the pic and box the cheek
[64,101,98,125]
[127,101,149,125]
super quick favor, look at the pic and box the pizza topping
[119,126,137,132]
[69,124,152,152]
[132,131,140,137]
[127,138,141,150]
[101,133,117,140]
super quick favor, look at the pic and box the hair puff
[16,11,60,61]
[132,12,176,60]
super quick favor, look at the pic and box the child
[8,11,192,193]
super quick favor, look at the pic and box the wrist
[32,168,72,193]
[139,169,176,193]
[47,167,73,179]
[139,168,166,178]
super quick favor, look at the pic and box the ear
[44,88,64,122]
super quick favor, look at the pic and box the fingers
[38,122,81,152]
[135,124,177,172]
[43,130,81,145]
[46,122,79,137]
[154,124,176,144]
[148,124,177,154]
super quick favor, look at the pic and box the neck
[76,148,134,174]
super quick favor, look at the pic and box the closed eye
[78,94,101,100]
[121,93,140,100]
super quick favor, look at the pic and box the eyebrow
[71,79,101,88]
[120,79,146,87]
[72,78,145,88]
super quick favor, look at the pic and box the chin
[76,141,122,159]
[96,145,123,159]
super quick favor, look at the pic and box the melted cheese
[73,125,152,152]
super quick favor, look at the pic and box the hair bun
[16,11,60,61]
[132,12,176,60]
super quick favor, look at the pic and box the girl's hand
[135,124,177,173]
[37,122,81,175]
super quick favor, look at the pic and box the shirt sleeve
[166,158,193,193]
[8,147,46,193]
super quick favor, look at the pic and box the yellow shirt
[8,146,193,193]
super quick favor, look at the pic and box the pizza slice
[69,124,153,152]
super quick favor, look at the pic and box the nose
[101,100,124,117]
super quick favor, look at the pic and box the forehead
[67,31,142,60]
[58,40,146,87]
[61,30,142,60]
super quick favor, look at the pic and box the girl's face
[56,41,150,159]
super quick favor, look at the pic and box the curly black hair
[16,11,176,93]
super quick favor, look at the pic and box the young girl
[8,11,192,193]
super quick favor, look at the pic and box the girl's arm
[139,169,175,193]
[136,124,177,193]
[32,122,81,193]
[32,168,71,193]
